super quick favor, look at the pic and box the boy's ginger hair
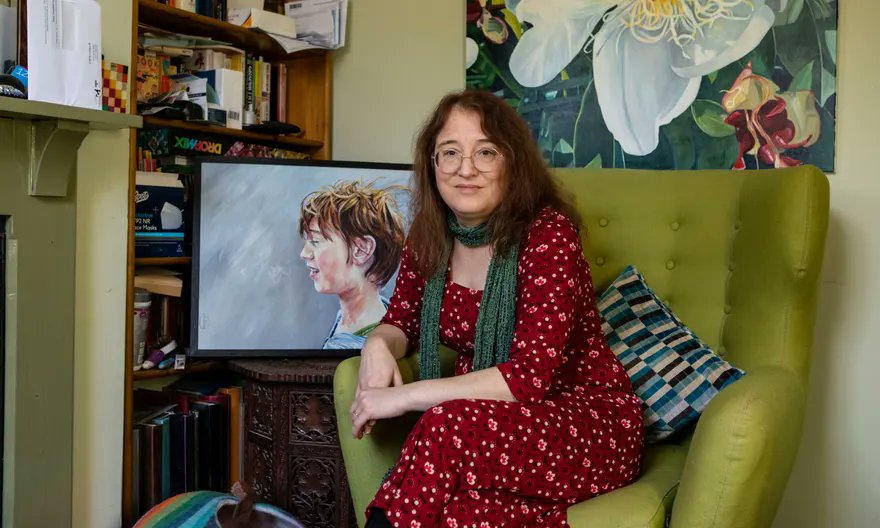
[298,180,406,287]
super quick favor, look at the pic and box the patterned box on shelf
[102,61,129,113]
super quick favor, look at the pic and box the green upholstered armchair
[333,166,829,528]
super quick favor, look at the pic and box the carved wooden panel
[290,392,337,444]
[235,359,357,528]
[288,456,338,527]
[249,442,275,503]
[250,383,274,439]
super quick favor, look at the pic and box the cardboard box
[135,172,186,259]
[227,8,297,38]
[194,69,244,129]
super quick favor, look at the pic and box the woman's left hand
[350,385,412,439]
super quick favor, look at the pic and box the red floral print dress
[368,209,645,527]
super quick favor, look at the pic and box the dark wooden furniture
[230,359,357,528]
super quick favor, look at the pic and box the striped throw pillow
[597,265,745,443]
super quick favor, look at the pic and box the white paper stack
[27,0,102,109]
[281,0,348,53]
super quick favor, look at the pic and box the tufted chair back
[554,166,829,380]
[335,166,830,528]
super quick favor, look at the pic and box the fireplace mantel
[0,98,141,197]
[1,100,140,527]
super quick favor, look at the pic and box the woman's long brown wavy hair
[407,89,580,278]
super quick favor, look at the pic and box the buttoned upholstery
[334,166,830,528]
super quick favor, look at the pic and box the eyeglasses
[433,147,503,174]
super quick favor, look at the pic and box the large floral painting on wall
[466,0,838,171]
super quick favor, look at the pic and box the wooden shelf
[142,116,324,151]
[133,360,222,380]
[137,0,327,61]
[135,256,192,266]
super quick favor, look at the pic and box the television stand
[229,358,357,528]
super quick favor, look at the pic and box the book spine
[278,63,287,122]
[270,64,278,123]
[255,58,264,123]
[178,0,197,13]
[261,59,271,123]
[244,55,255,115]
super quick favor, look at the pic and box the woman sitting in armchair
[349,89,646,527]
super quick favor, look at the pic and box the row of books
[137,45,286,128]
[131,379,243,519]
[155,0,228,19]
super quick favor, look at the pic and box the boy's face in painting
[300,218,374,295]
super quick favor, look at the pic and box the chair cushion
[567,444,687,528]
[598,266,745,442]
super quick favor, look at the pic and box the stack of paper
[279,0,348,53]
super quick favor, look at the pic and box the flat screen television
[190,159,413,358]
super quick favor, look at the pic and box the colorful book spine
[260,58,271,123]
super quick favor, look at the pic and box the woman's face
[299,219,364,295]
[433,108,505,227]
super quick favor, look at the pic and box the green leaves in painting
[789,61,814,92]
[691,100,736,138]
[466,0,836,171]
[554,138,574,155]
[585,154,602,169]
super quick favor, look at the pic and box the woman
[350,90,645,527]
[298,180,406,349]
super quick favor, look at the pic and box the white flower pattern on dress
[369,209,645,527]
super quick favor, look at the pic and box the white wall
[72,1,132,527]
[775,2,880,527]
[332,0,465,163]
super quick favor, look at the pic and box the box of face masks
[135,172,186,258]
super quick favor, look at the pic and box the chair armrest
[334,357,420,527]
[670,366,807,528]
[333,347,457,526]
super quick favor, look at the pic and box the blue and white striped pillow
[597,265,745,443]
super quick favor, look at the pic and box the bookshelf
[137,0,328,61]
[142,116,323,150]
[132,361,222,381]
[123,1,334,525]
[134,256,192,266]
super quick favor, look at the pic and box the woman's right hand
[357,341,404,395]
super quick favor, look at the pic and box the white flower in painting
[466,37,479,69]
[508,0,787,156]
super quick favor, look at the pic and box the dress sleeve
[380,245,426,350]
[496,213,584,403]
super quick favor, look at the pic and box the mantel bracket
[11,118,90,198]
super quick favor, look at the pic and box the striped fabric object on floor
[598,265,745,443]
[134,491,303,528]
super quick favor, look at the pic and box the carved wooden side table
[229,359,356,528]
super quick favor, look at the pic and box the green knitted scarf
[418,213,520,380]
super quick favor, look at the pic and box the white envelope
[27,0,102,109]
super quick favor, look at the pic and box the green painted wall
[71,1,133,527]
[1,122,77,527]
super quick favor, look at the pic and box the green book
[151,414,173,500]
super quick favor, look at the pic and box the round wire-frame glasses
[433,148,503,174]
